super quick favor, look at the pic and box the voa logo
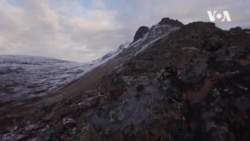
[207,11,231,22]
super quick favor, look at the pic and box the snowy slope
[0,22,180,103]
[0,43,130,102]
[131,24,180,55]
[91,42,130,65]
[130,24,179,51]
[0,55,89,101]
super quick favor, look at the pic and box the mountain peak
[132,17,183,43]
[158,17,184,26]
[133,26,149,42]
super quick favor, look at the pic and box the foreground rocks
[80,22,250,141]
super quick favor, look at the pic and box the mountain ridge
[1,18,250,141]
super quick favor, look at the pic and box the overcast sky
[0,0,249,62]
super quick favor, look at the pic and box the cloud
[92,0,105,8]
[0,36,5,46]
[0,0,125,62]
[0,0,249,62]
[67,10,121,35]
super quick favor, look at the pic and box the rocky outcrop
[80,22,250,141]
[132,17,184,43]
[133,26,149,42]
[158,17,184,27]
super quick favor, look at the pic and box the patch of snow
[62,117,75,125]
[1,122,49,141]
[24,124,40,131]
[128,25,180,57]
[134,27,179,56]
[2,133,26,141]
[91,41,130,66]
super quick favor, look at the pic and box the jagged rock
[133,26,149,42]
[243,29,250,34]
[229,26,242,33]
[158,17,184,27]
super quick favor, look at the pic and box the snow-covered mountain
[0,43,130,102]
[0,18,181,103]
[0,55,89,102]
